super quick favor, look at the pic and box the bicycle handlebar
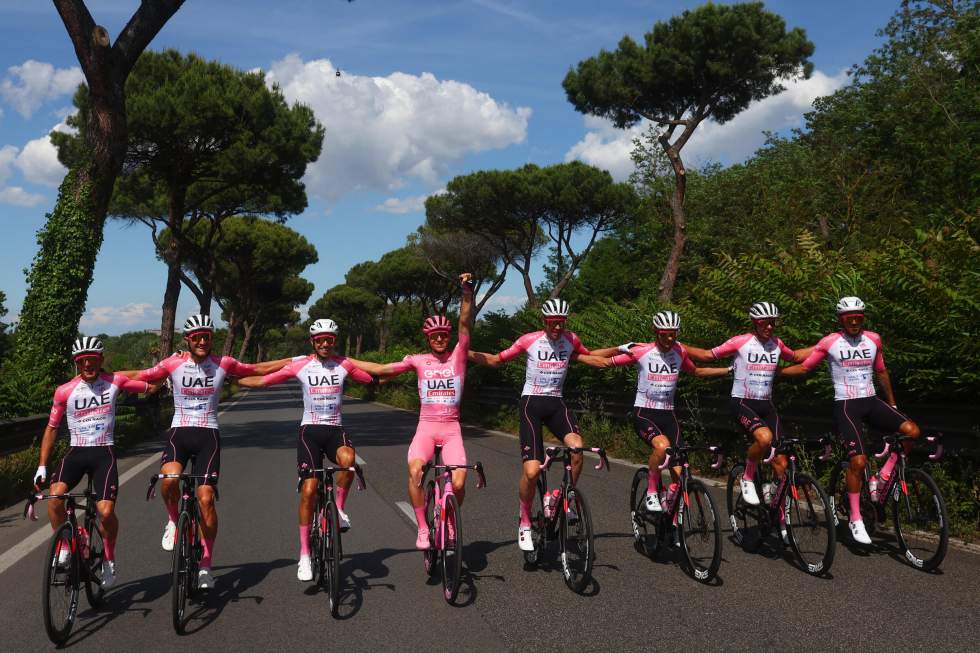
[417,461,488,488]
[296,464,367,493]
[873,433,944,460]
[23,489,94,521]
[659,445,724,470]
[927,435,943,461]
[146,472,219,501]
[541,446,609,472]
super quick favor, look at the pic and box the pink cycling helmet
[422,315,452,335]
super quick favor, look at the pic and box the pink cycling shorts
[407,421,466,465]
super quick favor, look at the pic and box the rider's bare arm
[458,273,474,341]
[684,345,715,363]
[588,346,624,358]
[236,375,267,388]
[777,363,810,377]
[692,365,731,378]
[346,357,405,377]
[251,357,292,375]
[876,368,898,407]
[467,351,503,367]
[792,346,815,362]
[573,353,614,368]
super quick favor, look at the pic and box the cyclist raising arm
[237,318,373,581]
[347,274,475,550]
[779,297,920,544]
[685,303,804,507]
[467,298,612,552]
[36,337,161,589]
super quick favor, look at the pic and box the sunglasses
[427,331,450,340]
[73,354,102,363]
[186,332,212,343]
[312,334,336,344]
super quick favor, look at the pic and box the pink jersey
[711,333,795,400]
[802,331,886,400]
[139,354,257,429]
[611,342,695,410]
[260,355,371,425]
[499,330,590,397]
[389,334,470,422]
[48,373,149,446]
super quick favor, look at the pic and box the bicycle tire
[559,487,594,593]
[629,468,656,557]
[892,467,948,572]
[441,493,463,603]
[43,522,78,645]
[681,479,722,583]
[83,516,106,607]
[828,460,878,539]
[726,464,763,552]
[786,472,835,576]
[324,500,342,617]
[171,511,193,634]
[423,480,438,577]
[523,476,547,567]
[310,500,323,585]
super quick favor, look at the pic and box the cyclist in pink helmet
[347,273,475,549]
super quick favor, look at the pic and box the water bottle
[664,486,677,511]
[544,489,560,519]
[78,527,90,560]
[762,483,774,505]
[868,475,879,503]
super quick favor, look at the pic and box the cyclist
[592,311,731,512]
[686,302,804,511]
[346,274,474,550]
[35,337,160,588]
[122,314,289,590]
[779,296,920,544]
[467,298,613,552]
[237,318,373,581]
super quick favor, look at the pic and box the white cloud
[0,144,16,183]
[0,143,46,206]
[15,121,70,187]
[480,293,526,314]
[374,189,445,214]
[0,60,84,119]
[265,54,531,201]
[565,69,848,181]
[80,303,160,329]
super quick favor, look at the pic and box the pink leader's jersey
[48,373,149,447]
[802,331,886,400]
[499,331,590,397]
[259,355,372,426]
[611,342,696,410]
[389,334,470,422]
[139,354,257,429]
[711,334,795,400]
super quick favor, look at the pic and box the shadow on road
[59,572,171,647]
[180,558,293,635]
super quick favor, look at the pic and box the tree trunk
[222,311,240,357]
[237,319,256,361]
[379,302,393,354]
[656,123,697,303]
[159,263,182,357]
[256,342,265,363]
[355,333,363,356]
[345,333,352,356]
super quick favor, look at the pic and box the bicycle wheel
[324,501,342,616]
[681,479,722,582]
[423,480,438,577]
[828,461,878,539]
[786,473,835,576]
[171,511,193,634]
[726,464,763,552]
[43,522,79,645]
[629,468,656,556]
[83,518,106,607]
[310,504,323,585]
[559,487,594,593]
[892,468,948,571]
[441,494,463,603]
[523,477,547,566]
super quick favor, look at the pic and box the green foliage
[0,290,11,364]
[1,172,101,417]
[307,284,383,352]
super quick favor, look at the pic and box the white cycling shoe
[849,520,872,545]
[780,527,790,546]
[56,543,71,567]
[740,479,761,505]
[197,568,215,591]
[644,491,663,512]
[101,560,117,588]
[161,520,176,551]
[518,525,534,552]
[297,555,313,582]
[415,528,431,550]
[338,508,351,532]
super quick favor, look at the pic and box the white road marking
[395,501,419,526]
[0,390,251,576]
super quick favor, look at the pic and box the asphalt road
[1,385,978,652]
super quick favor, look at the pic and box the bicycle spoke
[681,481,721,582]
[787,473,835,576]
[43,523,79,644]
[892,468,948,571]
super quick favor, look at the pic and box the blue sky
[0,1,900,335]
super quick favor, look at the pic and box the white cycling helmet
[836,296,866,315]
[541,298,570,318]
[652,310,681,330]
[72,336,104,358]
[182,314,214,334]
[309,318,339,336]
[748,302,780,320]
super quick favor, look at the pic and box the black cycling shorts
[632,408,683,448]
[834,396,910,459]
[51,446,118,502]
[161,427,220,485]
[519,395,580,463]
[297,425,353,479]
[731,398,782,444]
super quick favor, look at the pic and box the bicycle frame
[419,454,485,551]
[25,480,101,561]
[656,445,725,525]
[870,435,943,509]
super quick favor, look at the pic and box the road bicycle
[727,437,836,576]
[147,470,217,634]
[523,446,607,593]
[303,464,366,616]
[25,477,107,645]
[421,446,486,603]
[827,433,948,571]
[630,444,725,582]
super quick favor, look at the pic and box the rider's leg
[47,483,69,529]
[649,435,670,494]
[196,484,218,569]
[96,500,118,561]
[744,426,773,481]
[334,445,355,511]
[298,477,317,557]
[563,432,585,484]
[880,414,920,481]
[451,468,468,506]
[519,460,542,526]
